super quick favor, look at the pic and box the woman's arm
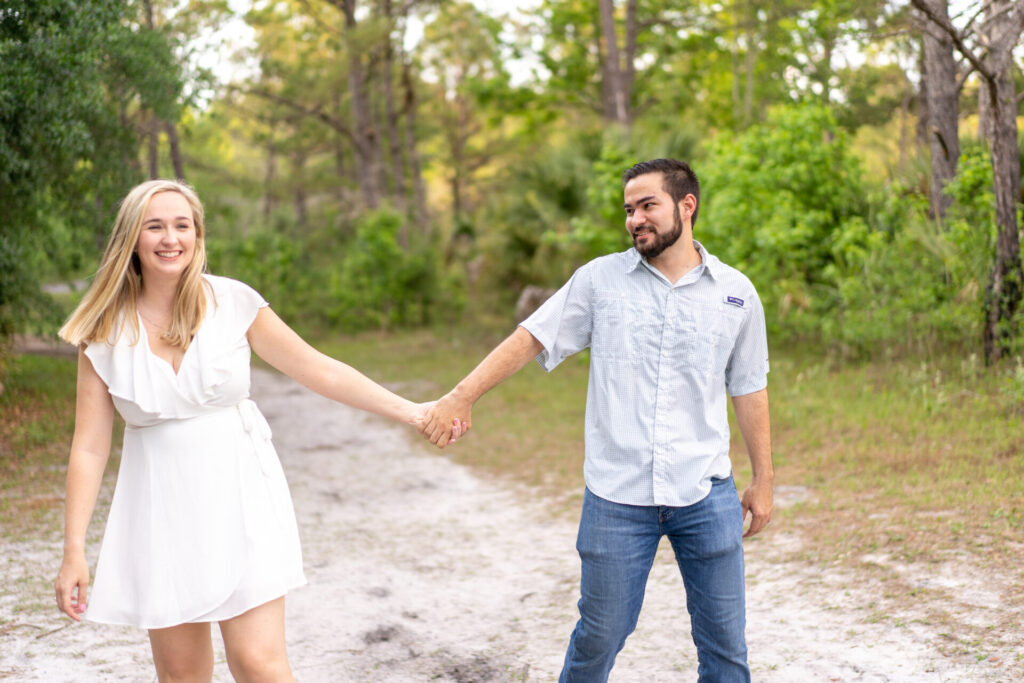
[247,306,424,426]
[55,348,115,621]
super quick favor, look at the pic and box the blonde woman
[54,179,456,681]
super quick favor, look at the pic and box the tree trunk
[402,56,427,229]
[263,140,277,223]
[918,0,959,218]
[382,0,406,213]
[164,120,184,179]
[915,46,930,150]
[981,0,1023,362]
[819,37,833,103]
[911,0,1024,362]
[623,0,637,123]
[147,116,159,179]
[599,0,629,127]
[292,151,308,231]
[142,0,159,180]
[342,0,380,209]
[743,25,757,126]
[334,88,347,204]
[983,63,1022,362]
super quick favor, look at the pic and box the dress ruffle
[83,275,268,422]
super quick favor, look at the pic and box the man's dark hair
[622,159,700,228]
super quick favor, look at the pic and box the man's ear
[680,194,697,222]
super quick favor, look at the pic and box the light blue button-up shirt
[520,242,769,507]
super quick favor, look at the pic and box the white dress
[83,274,306,629]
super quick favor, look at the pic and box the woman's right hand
[55,551,90,621]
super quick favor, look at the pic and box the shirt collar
[625,240,721,281]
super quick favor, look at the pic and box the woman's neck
[138,276,179,315]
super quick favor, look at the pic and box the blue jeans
[559,477,749,683]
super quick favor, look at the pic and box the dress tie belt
[236,399,278,477]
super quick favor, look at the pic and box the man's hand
[740,478,773,538]
[420,390,473,448]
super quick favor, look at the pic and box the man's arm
[422,326,543,447]
[731,387,773,537]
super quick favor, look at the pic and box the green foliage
[824,144,999,356]
[701,104,871,339]
[0,0,183,349]
[1002,356,1024,411]
[207,229,306,323]
[328,210,443,331]
[551,135,636,262]
[208,210,449,335]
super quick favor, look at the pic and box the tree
[915,0,960,218]
[0,0,182,351]
[419,1,513,225]
[911,0,1024,362]
[598,0,637,128]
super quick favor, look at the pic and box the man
[421,158,773,682]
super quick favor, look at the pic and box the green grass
[0,354,79,539]
[0,353,124,541]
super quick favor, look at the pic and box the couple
[55,158,772,682]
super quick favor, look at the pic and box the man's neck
[647,235,702,284]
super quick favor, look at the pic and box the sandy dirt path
[2,369,1019,681]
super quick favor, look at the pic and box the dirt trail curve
[2,369,1019,681]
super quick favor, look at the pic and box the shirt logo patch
[724,296,745,308]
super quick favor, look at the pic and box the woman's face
[135,191,197,284]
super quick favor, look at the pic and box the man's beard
[634,204,683,258]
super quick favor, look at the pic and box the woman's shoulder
[203,274,265,301]
[202,274,268,317]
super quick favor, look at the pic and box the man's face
[623,173,683,259]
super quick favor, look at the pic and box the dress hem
[83,577,308,630]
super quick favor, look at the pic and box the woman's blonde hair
[59,179,209,349]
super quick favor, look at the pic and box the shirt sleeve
[519,264,594,372]
[725,286,769,396]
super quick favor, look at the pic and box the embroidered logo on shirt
[724,296,745,308]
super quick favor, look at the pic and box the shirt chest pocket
[710,302,746,342]
[688,302,746,374]
[592,292,657,364]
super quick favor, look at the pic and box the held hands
[55,552,89,621]
[419,390,473,448]
[740,478,773,538]
[411,400,465,448]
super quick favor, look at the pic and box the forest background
[2,0,1024,668]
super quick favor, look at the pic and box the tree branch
[241,87,356,143]
[910,0,992,80]
[955,64,976,95]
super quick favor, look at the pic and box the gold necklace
[138,308,171,336]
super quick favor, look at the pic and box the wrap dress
[82,274,306,628]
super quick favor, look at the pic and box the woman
[54,179,455,681]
